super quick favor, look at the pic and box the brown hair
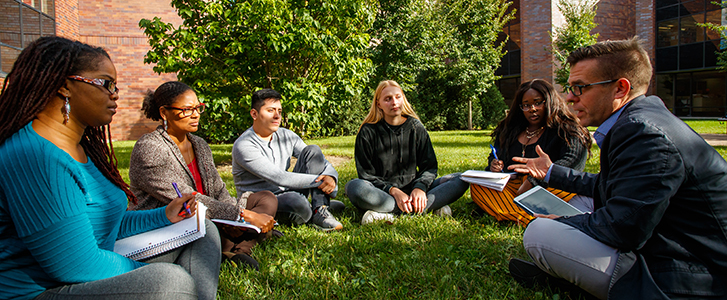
[566,36,652,96]
[492,79,591,159]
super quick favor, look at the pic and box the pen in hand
[490,144,499,160]
[172,182,192,217]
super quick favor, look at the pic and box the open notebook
[114,203,207,261]
[460,170,516,192]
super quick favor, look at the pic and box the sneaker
[433,205,452,217]
[310,205,343,232]
[509,258,598,299]
[361,210,396,225]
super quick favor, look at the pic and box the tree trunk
[468,99,473,130]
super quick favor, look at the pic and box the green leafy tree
[699,1,727,71]
[140,0,374,142]
[369,0,513,130]
[552,0,599,88]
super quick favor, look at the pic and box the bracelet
[236,209,245,223]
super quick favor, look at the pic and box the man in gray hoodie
[232,89,343,231]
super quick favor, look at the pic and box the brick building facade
[1,0,180,140]
[1,0,725,140]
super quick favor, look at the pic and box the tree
[369,0,513,130]
[551,0,599,88]
[140,0,374,142]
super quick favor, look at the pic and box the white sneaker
[361,210,396,225]
[433,205,452,217]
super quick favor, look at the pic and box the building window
[657,71,727,117]
[496,0,520,77]
[0,0,55,77]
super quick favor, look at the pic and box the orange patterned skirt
[470,176,576,226]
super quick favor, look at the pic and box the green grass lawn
[112,120,726,300]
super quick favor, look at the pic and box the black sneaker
[509,258,599,300]
[310,205,343,232]
[509,258,549,289]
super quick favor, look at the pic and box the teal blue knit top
[0,122,171,299]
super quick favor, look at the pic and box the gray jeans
[345,173,469,213]
[523,217,618,300]
[35,219,221,300]
[276,145,336,225]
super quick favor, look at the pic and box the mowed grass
[112,120,726,300]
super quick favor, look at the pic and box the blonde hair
[359,80,420,131]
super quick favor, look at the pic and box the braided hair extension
[0,36,138,204]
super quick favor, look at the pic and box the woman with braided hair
[0,36,220,300]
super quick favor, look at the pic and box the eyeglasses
[519,100,545,112]
[67,75,119,94]
[565,79,618,96]
[164,103,206,117]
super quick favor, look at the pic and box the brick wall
[521,0,560,84]
[77,0,181,140]
[55,0,79,40]
[594,0,635,41]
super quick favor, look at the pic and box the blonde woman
[345,80,469,224]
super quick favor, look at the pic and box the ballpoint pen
[490,144,499,160]
[172,182,192,216]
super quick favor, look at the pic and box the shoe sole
[310,223,343,232]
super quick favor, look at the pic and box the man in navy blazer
[508,37,727,299]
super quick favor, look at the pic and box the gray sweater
[232,127,338,196]
[128,126,243,220]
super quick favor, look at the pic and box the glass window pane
[705,40,719,67]
[510,49,521,75]
[680,0,705,16]
[658,19,679,47]
[675,73,692,116]
[657,0,679,8]
[22,5,41,47]
[657,6,679,21]
[705,9,723,41]
[1,1,22,48]
[691,71,726,117]
[509,23,521,51]
[657,47,678,71]
[656,74,675,112]
[680,42,704,69]
[1,46,22,74]
[496,52,509,76]
[680,14,705,45]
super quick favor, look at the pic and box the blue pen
[172,182,192,216]
[490,144,499,160]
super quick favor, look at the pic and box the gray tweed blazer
[128,126,243,220]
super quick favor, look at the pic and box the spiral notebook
[114,203,207,261]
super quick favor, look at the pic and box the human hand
[516,179,534,196]
[409,188,427,214]
[243,210,275,233]
[316,175,337,195]
[490,159,504,172]
[390,187,412,213]
[165,193,197,223]
[533,213,561,220]
[508,145,552,180]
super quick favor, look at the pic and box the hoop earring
[163,119,168,131]
[62,97,71,124]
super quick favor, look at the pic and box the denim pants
[275,145,335,225]
[35,219,221,300]
[345,172,469,213]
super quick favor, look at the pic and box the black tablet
[514,186,583,217]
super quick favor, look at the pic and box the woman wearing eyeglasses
[471,79,592,225]
[0,37,221,299]
[128,81,277,270]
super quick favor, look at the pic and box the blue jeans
[345,173,469,213]
[35,220,221,300]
